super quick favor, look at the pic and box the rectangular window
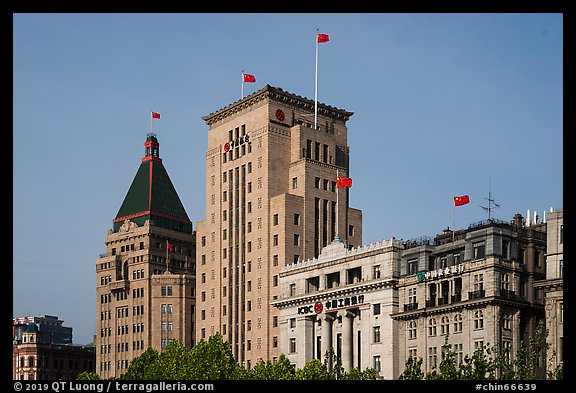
[473,241,486,260]
[273,214,279,225]
[373,326,381,343]
[273,235,279,246]
[408,259,418,275]
[294,234,300,246]
[289,338,296,353]
[292,177,298,189]
[315,177,320,189]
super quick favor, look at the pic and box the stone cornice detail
[202,85,353,125]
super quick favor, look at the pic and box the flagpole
[166,239,169,272]
[452,200,456,242]
[336,168,339,240]
[150,110,152,134]
[241,70,244,99]
[314,29,319,130]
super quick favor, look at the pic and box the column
[338,309,355,371]
[320,312,334,368]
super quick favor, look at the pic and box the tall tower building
[95,133,196,379]
[195,85,362,367]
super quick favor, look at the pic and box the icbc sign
[298,302,324,315]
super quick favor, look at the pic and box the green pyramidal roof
[113,133,193,234]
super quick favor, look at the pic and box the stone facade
[535,210,563,373]
[195,85,363,367]
[95,220,195,379]
[272,237,403,379]
[273,214,548,379]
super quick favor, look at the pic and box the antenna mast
[480,177,499,221]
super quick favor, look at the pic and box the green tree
[249,354,296,380]
[187,333,241,379]
[76,371,101,380]
[122,347,161,380]
[295,358,330,380]
[398,356,424,380]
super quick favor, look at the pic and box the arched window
[453,313,463,332]
[428,318,437,336]
[441,316,450,335]
[474,310,484,330]
[28,356,34,367]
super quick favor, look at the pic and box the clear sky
[13,13,563,345]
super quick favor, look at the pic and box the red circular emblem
[224,142,230,153]
[275,109,285,121]
[314,302,323,314]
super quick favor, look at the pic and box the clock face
[275,109,285,121]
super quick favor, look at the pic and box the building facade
[535,209,563,373]
[271,237,403,379]
[195,85,363,367]
[273,213,548,379]
[394,215,547,378]
[95,133,196,379]
[13,320,95,380]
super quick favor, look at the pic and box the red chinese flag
[167,241,174,251]
[336,177,352,188]
[317,33,330,43]
[243,73,256,83]
[152,111,161,119]
[454,195,470,206]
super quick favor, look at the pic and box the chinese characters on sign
[417,263,465,282]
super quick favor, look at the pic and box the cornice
[202,85,353,125]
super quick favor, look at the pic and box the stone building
[95,133,196,379]
[195,85,363,367]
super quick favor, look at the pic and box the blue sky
[13,13,563,345]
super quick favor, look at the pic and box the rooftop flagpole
[241,69,244,99]
[314,29,319,130]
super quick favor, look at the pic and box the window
[408,288,417,304]
[408,321,417,339]
[454,343,463,364]
[473,241,485,259]
[408,259,418,275]
[474,274,484,291]
[453,313,463,333]
[294,213,300,225]
[348,225,355,237]
[273,235,279,246]
[373,356,382,373]
[373,303,381,315]
[373,265,381,279]
[428,347,438,369]
[273,214,279,225]
[294,234,300,246]
[474,310,484,330]
[441,316,450,335]
[273,255,279,266]
[290,284,296,296]
[373,326,381,343]
[289,338,296,353]
[294,254,300,263]
[292,177,298,189]
[428,318,437,336]
[315,177,320,188]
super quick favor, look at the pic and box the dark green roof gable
[113,133,192,234]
